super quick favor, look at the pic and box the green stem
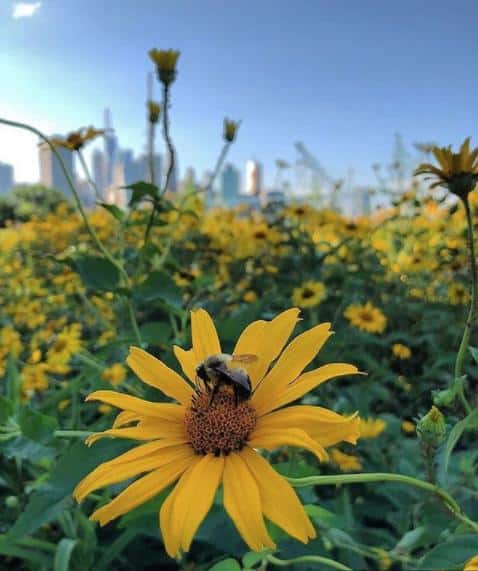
[0,118,125,280]
[287,472,478,533]
[126,298,143,346]
[77,149,102,201]
[205,140,231,198]
[453,197,476,414]
[55,430,92,438]
[148,121,156,186]
[267,554,351,571]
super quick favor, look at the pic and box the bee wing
[216,362,252,392]
[230,354,258,364]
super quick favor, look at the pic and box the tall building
[0,162,14,195]
[245,159,262,195]
[181,167,196,193]
[119,150,162,187]
[221,163,240,206]
[92,149,106,199]
[103,108,118,188]
[39,137,75,196]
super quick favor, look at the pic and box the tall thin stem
[148,122,156,186]
[287,472,478,533]
[77,149,102,201]
[453,196,476,414]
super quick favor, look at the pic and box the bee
[195,353,257,406]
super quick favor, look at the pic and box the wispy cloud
[12,2,42,19]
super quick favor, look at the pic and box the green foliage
[9,184,70,221]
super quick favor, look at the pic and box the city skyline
[1,1,476,191]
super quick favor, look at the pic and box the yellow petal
[127,347,193,404]
[74,443,192,502]
[191,309,221,362]
[173,345,197,383]
[223,452,275,551]
[85,418,187,446]
[257,406,361,447]
[90,452,195,526]
[252,323,333,414]
[261,363,361,414]
[86,390,185,419]
[112,410,140,428]
[249,426,328,462]
[241,447,315,542]
[160,454,224,554]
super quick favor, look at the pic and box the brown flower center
[302,288,315,299]
[359,310,374,323]
[184,387,256,456]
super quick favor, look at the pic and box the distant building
[103,108,118,188]
[92,149,106,199]
[119,150,162,187]
[104,161,127,209]
[245,160,262,195]
[39,137,75,196]
[0,162,14,195]
[221,163,240,206]
[76,179,96,209]
[181,167,197,193]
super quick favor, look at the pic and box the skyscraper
[0,162,14,195]
[92,148,106,199]
[39,137,75,196]
[245,160,262,195]
[103,108,118,188]
[221,163,240,206]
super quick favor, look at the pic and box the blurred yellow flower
[101,363,127,387]
[401,420,415,434]
[243,291,257,303]
[392,343,412,360]
[292,281,326,309]
[344,302,387,334]
[330,449,362,472]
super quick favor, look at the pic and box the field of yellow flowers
[1,49,478,571]
[0,187,477,570]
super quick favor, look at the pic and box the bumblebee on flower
[74,308,361,557]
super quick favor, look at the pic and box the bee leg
[208,383,220,406]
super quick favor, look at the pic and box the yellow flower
[465,555,478,570]
[371,547,393,571]
[401,420,415,434]
[243,291,257,303]
[58,399,70,411]
[46,324,82,368]
[359,418,386,439]
[448,283,469,305]
[330,448,362,472]
[414,138,478,199]
[50,126,105,151]
[102,364,127,387]
[344,302,387,334]
[147,100,161,124]
[292,281,327,309]
[149,48,180,85]
[392,343,412,360]
[74,308,361,557]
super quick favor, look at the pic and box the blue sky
[0,0,477,188]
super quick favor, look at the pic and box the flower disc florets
[185,387,256,456]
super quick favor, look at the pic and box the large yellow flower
[74,308,361,557]
[465,555,478,570]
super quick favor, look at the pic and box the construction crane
[294,141,338,207]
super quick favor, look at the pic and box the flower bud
[417,406,446,447]
[149,49,180,85]
[5,495,19,508]
[433,387,456,407]
[147,100,161,124]
[223,118,239,143]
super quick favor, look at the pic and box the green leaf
[8,439,127,538]
[242,550,274,568]
[418,534,478,569]
[54,538,78,571]
[0,535,53,566]
[208,559,241,571]
[439,408,478,481]
[134,271,182,308]
[73,255,121,292]
[18,407,58,443]
[139,321,173,346]
[98,202,125,221]
[0,395,13,423]
[126,181,159,207]
[469,345,478,364]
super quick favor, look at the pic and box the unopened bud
[223,118,239,143]
[149,49,180,85]
[147,100,161,124]
[433,387,456,407]
[5,495,19,508]
[417,406,446,447]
